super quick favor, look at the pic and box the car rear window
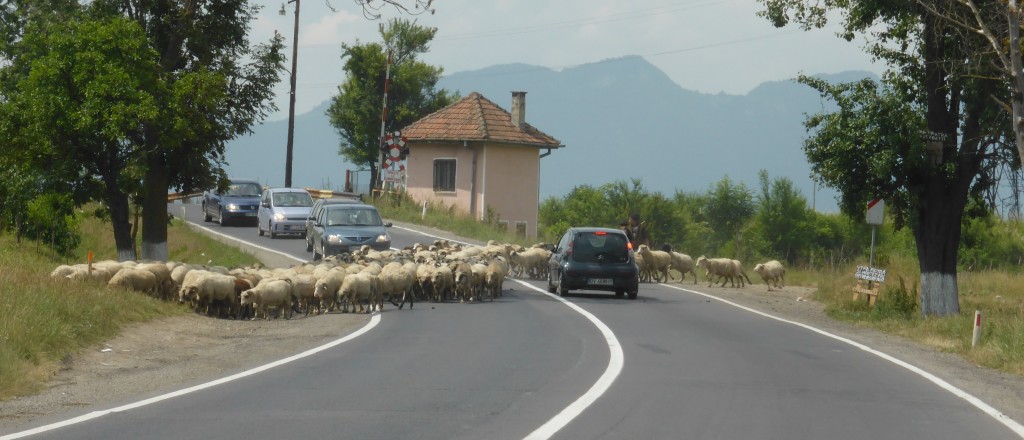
[572,232,629,263]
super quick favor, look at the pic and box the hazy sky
[251,0,883,121]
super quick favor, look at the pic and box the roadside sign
[867,199,884,225]
[855,265,887,282]
[383,169,405,183]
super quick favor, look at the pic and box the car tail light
[627,242,633,250]
[566,241,574,257]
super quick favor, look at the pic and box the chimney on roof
[511,91,526,131]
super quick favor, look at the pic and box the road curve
[1,203,1020,439]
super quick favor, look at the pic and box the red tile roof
[401,92,563,148]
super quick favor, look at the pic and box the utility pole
[283,0,300,188]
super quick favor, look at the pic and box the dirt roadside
[2,223,1023,434]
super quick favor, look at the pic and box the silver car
[257,188,313,238]
[310,204,392,260]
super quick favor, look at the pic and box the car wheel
[202,204,211,222]
[269,221,277,239]
[627,289,638,300]
[557,272,569,297]
[305,236,313,252]
[547,272,556,294]
[218,209,227,226]
[313,243,322,261]
[258,221,264,236]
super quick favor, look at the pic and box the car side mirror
[314,222,323,227]
[384,222,393,228]
[261,201,270,208]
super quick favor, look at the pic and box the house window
[497,220,509,232]
[433,159,456,192]
[515,221,528,237]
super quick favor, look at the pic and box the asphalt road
[2,203,1019,440]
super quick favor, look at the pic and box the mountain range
[223,55,877,212]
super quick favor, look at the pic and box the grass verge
[0,211,261,400]
[371,193,543,247]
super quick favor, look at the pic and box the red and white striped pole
[972,310,982,347]
[376,49,393,191]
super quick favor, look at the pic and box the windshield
[326,208,382,227]
[225,182,262,197]
[572,232,629,263]
[272,192,313,207]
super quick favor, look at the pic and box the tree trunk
[141,151,169,261]
[104,179,137,262]
[913,184,965,316]
[1008,1,1024,163]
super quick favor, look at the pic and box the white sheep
[637,245,671,283]
[668,252,699,284]
[241,279,295,319]
[313,270,348,313]
[340,273,377,314]
[696,256,739,288]
[753,260,786,291]
[179,272,240,317]
[731,260,753,287]
[108,268,158,294]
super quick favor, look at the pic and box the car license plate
[245,213,256,217]
[589,278,613,286]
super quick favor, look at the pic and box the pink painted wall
[406,141,542,237]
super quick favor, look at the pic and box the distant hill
[223,56,877,212]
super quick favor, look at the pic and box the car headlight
[226,204,239,211]
[274,212,285,221]
[376,233,389,243]
[327,235,342,244]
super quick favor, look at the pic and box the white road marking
[661,283,1024,438]
[390,224,623,440]
[515,280,624,440]
[180,218,306,264]
[0,313,382,440]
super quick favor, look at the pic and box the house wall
[406,141,541,237]
[482,144,540,237]
[406,142,480,217]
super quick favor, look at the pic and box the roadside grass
[809,255,1024,376]
[0,209,261,400]
[371,194,541,247]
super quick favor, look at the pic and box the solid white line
[0,313,382,440]
[181,218,306,265]
[390,224,622,440]
[515,280,624,440]
[659,283,1024,438]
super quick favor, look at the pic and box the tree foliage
[327,18,456,187]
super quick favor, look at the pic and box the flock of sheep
[49,240,560,320]
[634,244,787,291]
[49,237,791,321]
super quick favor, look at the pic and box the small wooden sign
[855,265,886,282]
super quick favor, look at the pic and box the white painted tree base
[142,242,168,262]
[920,272,960,316]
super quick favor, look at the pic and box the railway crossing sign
[866,199,884,225]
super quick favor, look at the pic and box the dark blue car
[547,227,640,299]
[202,178,262,226]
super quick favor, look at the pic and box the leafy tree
[702,176,755,254]
[327,18,456,189]
[753,170,811,263]
[1,15,161,259]
[760,0,1019,315]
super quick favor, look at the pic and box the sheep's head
[753,264,765,274]
[696,256,708,268]
[240,290,255,306]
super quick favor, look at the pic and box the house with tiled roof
[401,91,563,237]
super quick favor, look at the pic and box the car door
[549,230,572,283]
[313,207,329,251]
[257,190,270,228]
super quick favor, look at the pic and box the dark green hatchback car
[547,227,639,299]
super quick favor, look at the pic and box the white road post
[972,310,983,347]
[422,200,427,221]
